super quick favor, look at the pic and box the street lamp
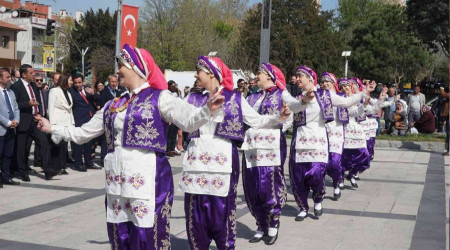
[341,51,351,78]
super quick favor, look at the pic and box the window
[2,35,9,48]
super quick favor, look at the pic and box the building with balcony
[0,19,25,68]
[0,0,52,72]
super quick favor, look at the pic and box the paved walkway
[0,146,447,249]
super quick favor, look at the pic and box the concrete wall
[0,29,16,59]
[0,13,32,65]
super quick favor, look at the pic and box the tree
[349,5,431,84]
[237,0,346,77]
[138,0,247,73]
[406,0,449,56]
[66,9,117,82]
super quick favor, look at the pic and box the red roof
[0,20,26,31]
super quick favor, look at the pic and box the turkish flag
[120,4,139,48]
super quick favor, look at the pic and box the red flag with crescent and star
[120,4,139,48]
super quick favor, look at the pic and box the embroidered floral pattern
[128,173,145,190]
[114,174,125,186]
[196,175,208,187]
[215,153,228,165]
[212,177,226,190]
[199,152,212,165]
[124,199,133,212]
[105,171,113,186]
[182,174,193,186]
[112,200,122,215]
[133,202,149,219]
[266,151,277,161]
[265,134,276,144]
[187,152,228,166]
[135,121,159,141]
[297,136,327,145]
[253,133,264,143]
[187,153,196,164]
[106,172,146,189]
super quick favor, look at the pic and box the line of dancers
[35,44,396,250]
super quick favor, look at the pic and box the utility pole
[53,0,57,72]
[81,47,89,77]
[114,0,123,72]
[259,0,272,64]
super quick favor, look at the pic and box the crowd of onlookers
[0,64,126,187]
[0,65,448,187]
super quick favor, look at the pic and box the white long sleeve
[281,90,304,113]
[159,90,212,133]
[330,91,365,108]
[51,108,105,144]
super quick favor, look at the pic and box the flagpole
[114,0,123,73]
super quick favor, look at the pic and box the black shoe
[346,175,358,188]
[60,169,69,175]
[3,179,20,185]
[74,166,87,172]
[0,180,3,188]
[66,157,75,163]
[86,164,102,170]
[249,233,266,243]
[314,207,323,217]
[25,167,37,174]
[354,175,360,180]
[33,161,42,168]
[333,192,341,201]
[44,172,58,180]
[21,174,30,182]
[295,213,306,221]
[264,222,280,245]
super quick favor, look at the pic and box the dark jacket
[99,87,124,108]
[414,111,435,134]
[10,79,43,132]
[69,86,98,127]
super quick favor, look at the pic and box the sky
[33,0,339,16]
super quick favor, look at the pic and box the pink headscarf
[271,65,286,90]
[197,56,234,91]
[117,44,168,90]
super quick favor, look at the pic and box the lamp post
[114,0,123,73]
[259,0,271,64]
[342,51,351,78]
[81,47,89,77]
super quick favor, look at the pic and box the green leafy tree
[66,9,117,82]
[237,0,345,77]
[406,0,449,56]
[349,5,431,84]
[138,0,247,73]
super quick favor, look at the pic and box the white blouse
[51,82,213,228]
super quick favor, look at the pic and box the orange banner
[120,4,139,48]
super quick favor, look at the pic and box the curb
[375,140,446,152]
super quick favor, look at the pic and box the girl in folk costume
[290,66,373,221]
[339,78,372,188]
[319,72,347,200]
[178,57,290,250]
[36,44,225,250]
[241,63,296,245]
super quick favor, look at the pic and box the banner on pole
[43,43,55,72]
[120,4,139,48]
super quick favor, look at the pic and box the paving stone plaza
[0,145,447,249]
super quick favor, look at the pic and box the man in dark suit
[70,74,100,171]
[99,74,123,164]
[10,64,56,181]
[0,69,20,186]
[28,74,49,168]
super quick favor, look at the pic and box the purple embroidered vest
[187,92,209,139]
[293,89,334,130]
[187,89,245,143]
[214,89,245,142]
[336,93,349,124]
[103,88,168,154]
[246,91,264,107]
